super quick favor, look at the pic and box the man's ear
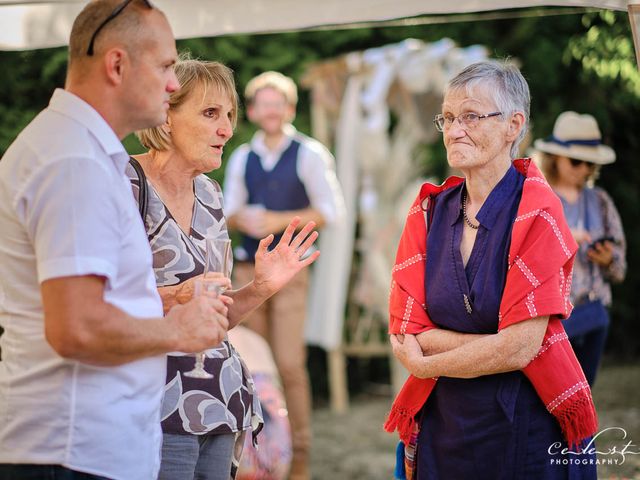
[103,48,127,86]
[285,104,296,124]
[246,103,257,123]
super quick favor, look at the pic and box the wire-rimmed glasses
[433,111,502,132]
[86,0,153,56]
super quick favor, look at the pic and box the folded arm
[415,329,489,355]
[391,316,549,379]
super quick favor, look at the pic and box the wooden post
[328,348,349,413]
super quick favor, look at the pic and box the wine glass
[203,238,233,291]
[184,238,232,379]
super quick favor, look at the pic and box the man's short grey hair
[445,60,531,159]
[68,0,154,66]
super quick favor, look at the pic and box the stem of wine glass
[195,352,206,370]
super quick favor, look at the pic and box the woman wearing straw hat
[535,111,627,386]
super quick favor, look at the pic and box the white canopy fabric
[0,0,634,51]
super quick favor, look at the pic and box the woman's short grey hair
[445,60,530,159]
[136,53,238,151]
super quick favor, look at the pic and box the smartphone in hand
[588,236,614,250]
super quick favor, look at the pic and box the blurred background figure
[535,111,627,386]
[229,326,292,480]
[224,71,343,480]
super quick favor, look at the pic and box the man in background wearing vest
[224,71,343,480]
[0,2,229,479]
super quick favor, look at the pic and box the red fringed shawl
[384,159,598,449]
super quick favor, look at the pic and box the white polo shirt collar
[250,123,296,159]
[48,88,130,173]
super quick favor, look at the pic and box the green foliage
[1,7,639,357]
[0,48,67,152]
[568,13,640,97]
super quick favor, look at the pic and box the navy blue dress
[417,165,596,480]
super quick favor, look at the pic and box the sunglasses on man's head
[568,158,595,168]
[87,0,153,56]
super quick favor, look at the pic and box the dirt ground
[309,363,640,480]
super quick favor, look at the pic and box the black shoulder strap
[129,156,148,224]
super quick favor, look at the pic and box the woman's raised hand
[252,216,320,297]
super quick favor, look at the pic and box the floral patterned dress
[127,165,263,477]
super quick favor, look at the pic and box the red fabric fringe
[384,406,415,446]
[555,389,599,449]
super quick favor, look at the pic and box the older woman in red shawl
[385,61,598,480]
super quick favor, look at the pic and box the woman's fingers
[587,244,613,266]
[288,220,317,249]
[214,310,229,331]
[218,294,234,306]
[278,216,301,246]
[255,218,320,265]
[256,234,275,256]
[390,334,419,355]
[256,233,276,257]
[390,335,407,362]
[299,250,320,267]
[294,230,319,255]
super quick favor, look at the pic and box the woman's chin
[447,154,470,170]
[202,157,222,173]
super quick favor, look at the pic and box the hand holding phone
[588,236,614,250]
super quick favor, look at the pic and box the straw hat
[534,111,615,165]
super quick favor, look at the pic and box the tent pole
[629,3,640,69]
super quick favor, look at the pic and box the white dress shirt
[0,89,165,480]
[223,124,344,224]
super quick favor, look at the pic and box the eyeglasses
[433,111,502,132]
[86,0,153,56]
[568,158,595,168]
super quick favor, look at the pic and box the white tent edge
[0,0,638,52]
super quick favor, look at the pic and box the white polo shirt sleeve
[16,155,122,285]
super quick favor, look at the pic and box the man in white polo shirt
[0,1,229,479]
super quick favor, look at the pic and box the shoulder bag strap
[128,156,148,224]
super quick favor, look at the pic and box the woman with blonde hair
[128,56,319,480]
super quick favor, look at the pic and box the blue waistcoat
[241,139,310,261]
